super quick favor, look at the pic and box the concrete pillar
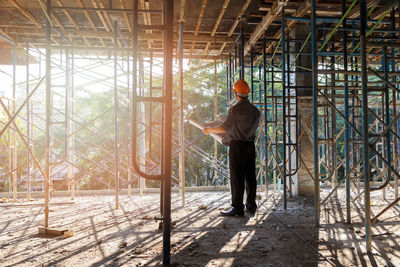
[290,23,315,197]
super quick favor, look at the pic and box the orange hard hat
[233,79,250,96]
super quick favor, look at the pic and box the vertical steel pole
[330,44,337,197]
[139,57,146,196]
[359,0,372,252]
[281,10,287,209]
[286,30,292,198]
[162,0,173,264]
[26,42,31,201]
[179,22,185,206]
[250,51,254,103]
[311,0,320,226]
[258,61,263,191]
[71,49,75,198]
[132,0,139,197]
[114,21,120,210]
[263,37,268,198]
[214,60,218,187]
[240,27,245,80]
[127,52,132,198]
[12,42,17,202]
[383,48,391,199]
[8,99,12,197]
[229,52,232,100]
[45,0,51,228]
[391,8,398,199]
[272,65,277,193]
[66,49,71,198]
[226,60,229,101]
[342,0,351,223]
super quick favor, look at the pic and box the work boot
[245,203,257,215]
[220,207,244,217]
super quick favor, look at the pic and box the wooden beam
[119,0,132,33]
[4,27,233,43]
[46,45,226,59]
[244,0,284,55]
[76,0,104,46]
[140,0,152,48]
[57,1,79,30]
[0,28,14,43]
[229,0,251,37]
[218,0,251,56]
[38,0,64,30]
[179,0,186,22]
[56,0,90,45]
[76,0,98,32]
[97,0,113,32]
[90,0,110,32]
[264,0,310,53]
[189,0,207,61]
[10,0,42,28]
[204,0,231,56]
[212,0,230,37]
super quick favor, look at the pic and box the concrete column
[290,23,315,197]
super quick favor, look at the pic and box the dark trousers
[229,140,257,212]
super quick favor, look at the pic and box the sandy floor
[0,189,399,267]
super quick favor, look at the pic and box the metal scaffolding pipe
[26,42,31,201]
[359,0,372,253]
[342,0,351,224]
[213,60,218,188]
[179,22,185,206]
[311,0,320,227]
[162,1,173,264]
[114,20,120,210]
[44,0,51,229]
[281,9,287,210]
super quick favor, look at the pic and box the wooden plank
[9,0,42,28]
[38,227,74,237]
[189,0,208,62]
[3,27,232,43]
[244,0,283,55]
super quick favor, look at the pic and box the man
[203,79,260,216]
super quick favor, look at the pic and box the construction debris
[38,228,74,237]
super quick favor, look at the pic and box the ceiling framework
[0,0,366,60]
[0,0,398,61]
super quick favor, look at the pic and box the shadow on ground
[1,191,399,266]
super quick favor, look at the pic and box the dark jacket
[221,98,260,145]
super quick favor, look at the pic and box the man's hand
[203,126,227,135]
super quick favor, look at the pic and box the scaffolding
[223,0,400,256]
[1,0,400,264]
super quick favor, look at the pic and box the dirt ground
[0,189,399,267]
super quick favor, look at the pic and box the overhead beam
[189,0,207,61]
[3,27,233,43]
[266,0,310,53]
[140,0,152,48]
[10,0,42,28]
[56,0,90,45]
[218,0,251,55]
[244,0,284,55]
[119,0,132,33]
[46,45,226,58]
[204,0,230,56]
[76,0,105,46]
[76,0,98,32]
[90,0,110,32]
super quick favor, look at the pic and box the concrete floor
[0,189,399,266]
